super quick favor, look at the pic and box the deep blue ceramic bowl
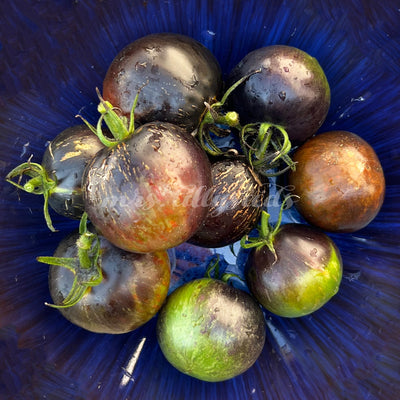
[1,1,399,399]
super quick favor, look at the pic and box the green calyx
[77,87,140,147]
[205,255,243,285]
[37,213,103,308]
[240,195,298,256]
[240,122,296,177]
[195,70,295,176]
[5,160,69,232]
[196,70,261,156]
[240,210,277,256]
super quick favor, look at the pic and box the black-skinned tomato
[188,157,268,248]
[38,221,171,334]
[226,45,330,144]
[103,33,223,133]
[156,277,266,382]
[6,125,104,231]
[288,130,385,232]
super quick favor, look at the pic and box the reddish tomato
[82,121,212,253]
[288,131,385,232]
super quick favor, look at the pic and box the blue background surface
[0,1,399,399]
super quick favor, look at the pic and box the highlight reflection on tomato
[83,121,213,253]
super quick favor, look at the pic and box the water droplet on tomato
[310,248,318,257]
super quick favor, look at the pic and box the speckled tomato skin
[288,131,385,232]
[103,33,222,133]
[82,121,212,253]
[227,45,330,144]
[156,278,266,382]
[48,227,171,334]
[245,223,343,318]
[42,125,104,219]
[188,158,268,248]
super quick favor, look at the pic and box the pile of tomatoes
[6,33,385,382]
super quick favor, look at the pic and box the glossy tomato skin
[48,227,171,334]
[188,158,268,248]
[83,121,212,253]
[245,223,343,318]
[288,131,386,232]
[226,45,330,144]
[42,125,104,219]
[156,278,266,382]
[103,33,223,132]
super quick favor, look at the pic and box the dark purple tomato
[288,131,386,232]
[188,158,268,248]
[245,223,343,318]
[156,277,266,382]
[46,227,171,334]
[103,33,223,132]
[226,45,330,144]
[82,121,212,253]
[42,125,105,219]
[6,125,104,231]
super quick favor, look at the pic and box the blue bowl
[1,1,399,399]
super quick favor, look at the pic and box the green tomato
[156,278,266,382]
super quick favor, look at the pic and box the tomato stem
[37,213,103,308]
[205,255,244,286]
[240,123,296,177]
[195,70,261,156]
[76,88,141,148]
[77,113,116,147]
[194,70,297,177]
[206,255,221,278]
[6,160,59,231]
[240,195,298,255]
[219,69,262,106]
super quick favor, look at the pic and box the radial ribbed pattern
[0,1,399,399]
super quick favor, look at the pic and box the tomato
[39,223,171,334]
[103,33,222,133]
[226,45,330,144]
[288,130,386,232]
[243,213,343,318]
[6,125,104,231]
[82,121,212,253]
[188,157,268,248]
[156,277,266,382]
